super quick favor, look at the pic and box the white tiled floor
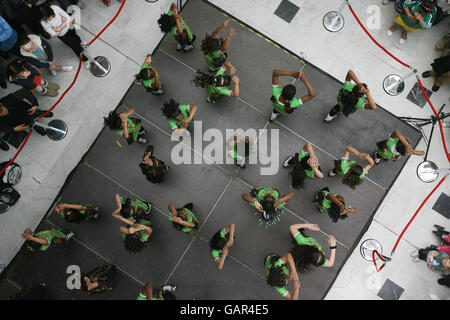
[1,0,449,299]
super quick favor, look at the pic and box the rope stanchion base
[383,74,405,96]
[89,56,112,78]
[323,11,345,32]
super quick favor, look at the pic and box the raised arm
[230,76,240,97]
[112,211,134,225]
[272,70,300,86]
[289,223,320,237]
[242,192,263,212]
[361,87,377,110]
[283,253,300,300]
[55,203,84,213]
[346,145,375,172]
[275,191,294,208]
[186,104,197,122]
[345,70,362,86]
[221,27,235,52]
[226,224,235,248]
[324,235,337,268]
[298,72,316,104]
[211,19,231,38]
[216,246,229,270]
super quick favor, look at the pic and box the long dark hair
[289,155,312,189]
[201,34,223,54]
[342,164,364,189]
[162,99,181,120]
[120,198,133,218]
[266,255,287,287]
[39,4,55,21]
[209,230,229,250]
[290,245,325,273]
[104,111,122,130]
[328,202,348,223]
[396,140,406,155]
[64,209,85,224]
[340,84,366,116]
[6,59,29,83]
[123,233,146,254]
[193,70,231,88]
[157,14,176,33]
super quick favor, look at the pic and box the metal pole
[33,122,67,135]
[385,69,417,92]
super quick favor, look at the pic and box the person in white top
[39,4,90,68]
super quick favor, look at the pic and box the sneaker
[42,88,58,97]
[412,256,421,262]
[373,151,381,164]
[34,126,47,136]
[432,85,440,92]
[410,250,419,258]
[0,139,9,151]
[206,97,215,104]
[137,137,148,144]
[176,44,183,51]
[183,45,194,52]
[49,69,57,76]
[144,202,152,214]
[283,155,294,168]
[151,89,164,95]
[139,129,147,135]
[422,71,431,78]
[61,66,74,72]
[386,30,393,37]
[166,165,171,173]
[237,163,246,169]
[162,285,177,292]
[269,112,278,122]
[328,170,336,177]
[46,83,60,91]
[324,113,337,123]
[42,111,54,118]
[66,231,75,240]
[399,37,406,44]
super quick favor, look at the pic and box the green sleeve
[355,97,365,109]
[294,232,308,245]
[179,104,190,114]
[342,81,356,92]
[272,85,282,97]
[216,87,232,96]
[211,249,221,260]
[168,119,178,130]
[274,286,289,297]
[215,68,226,77]
[298,150,309,162]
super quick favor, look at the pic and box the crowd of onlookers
[0,0,124,152]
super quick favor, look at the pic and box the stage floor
[0,0,421,300]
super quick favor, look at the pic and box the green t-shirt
[34,228,67,251]
[250,187,286,210]
[117,117,142,142]
[121,199,149,217]
[314,190,332,213]
[400,1,436,29]
[122,219,151,243]
[338,157,367,179]
[169,207,198,233]
[140,64,161,90]
[378,137,401,160]
[206,68,232,99]
[337,82,365,112]
[167,10,193,39]
[211,228,228,260]
[265,256,289,297]
[204,50,222,67]
[297,150,315,179]
[168,104,190,130]
[137,292,164,300]
[271,85,301,114]
[293,232,328,266]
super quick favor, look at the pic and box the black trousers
[329,104,340,116]
[58,29,88,61]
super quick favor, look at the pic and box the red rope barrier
[391,175,447,255]
[0,2,127,178]
[416,77,450,162]
[88,0,127,46]
[347,4,410,68]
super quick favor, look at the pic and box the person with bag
[324,69,376,123]
[373,129,424,164]
[139,145,170,184]
[104,108,148,145]
[201,19,235,72]
[157,2,196,52]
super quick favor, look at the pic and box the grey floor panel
[3,238,141,300]
[200,179,349,300]
[166,238,282,300]
[47,164,195,284]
